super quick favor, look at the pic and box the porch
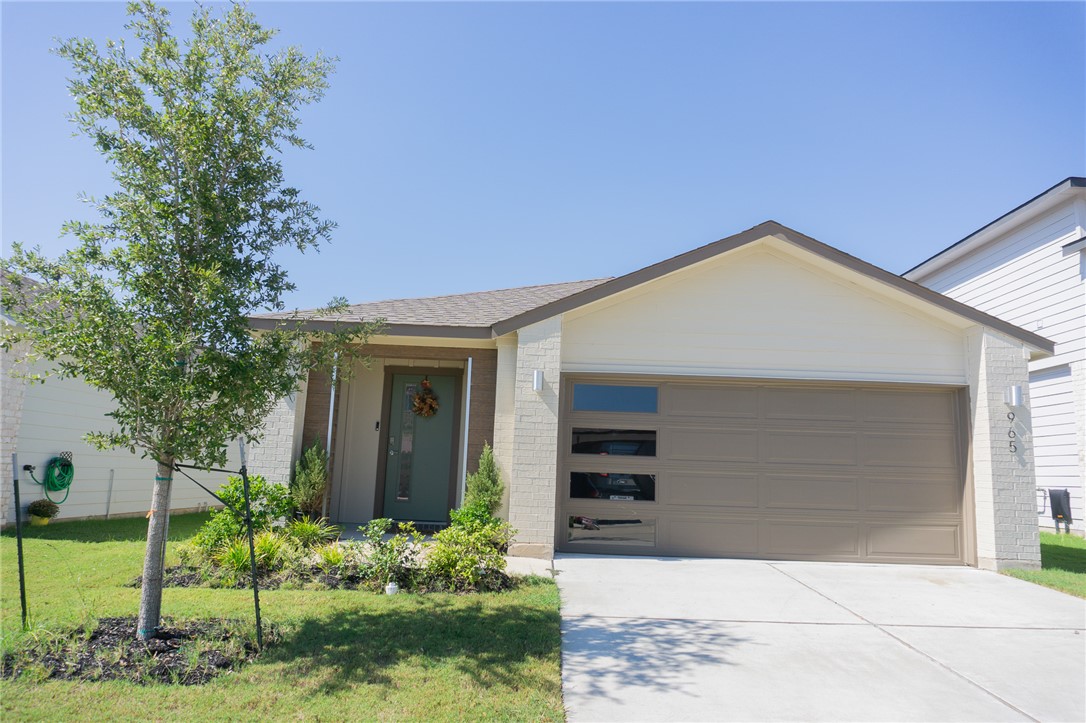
[301,343,497,528]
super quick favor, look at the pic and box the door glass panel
[570,471,656,501]
[567,515,656,546]
[572,428,656,456]
[572,384,658,413]
[396,383,416,501]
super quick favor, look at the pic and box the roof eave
[247,316,493,339]
[904,177,1086,280]
[490,221,1055,356]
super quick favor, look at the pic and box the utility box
[1049,489,1073,533]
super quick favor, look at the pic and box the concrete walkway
[554,555,1085,722]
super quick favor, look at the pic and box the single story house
[905,177,1085,533]
[251,221,1053,571]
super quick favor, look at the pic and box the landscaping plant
[26,499,60,521]
[291,442,330,519]
[0,1,380,639]
[463,443,504,517]
[358,518,425,590]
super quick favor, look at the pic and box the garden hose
[28,456,75,505]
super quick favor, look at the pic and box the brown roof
[249,278,611,338]
[249,220,1054,354]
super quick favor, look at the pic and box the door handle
[388,436,396,456]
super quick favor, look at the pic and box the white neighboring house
[1,281,298,527]
[905,177,1085,534]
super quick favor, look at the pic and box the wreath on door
[411,377,440,417]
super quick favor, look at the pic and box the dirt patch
[1,616,267,685]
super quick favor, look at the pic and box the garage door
[558,377,969,564]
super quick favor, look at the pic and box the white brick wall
[492,335,518,519]
[246,381,307,487]
[1,342,30,527]
[967,328,1042,570]
[507,316,562,557]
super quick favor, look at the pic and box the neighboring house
[905,178,1085,534]
[251,221,1053,571]
[0,277,260,527]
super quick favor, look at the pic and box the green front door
[382,373,458,522]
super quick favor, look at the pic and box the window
[571,428,656,456]
[570,471,656,501]
[572,384,658,413]
[567,515,656,546]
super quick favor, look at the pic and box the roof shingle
[252,278,611,329]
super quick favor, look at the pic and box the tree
[1,1,376,639]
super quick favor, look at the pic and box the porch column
[507,315,563,558]
[966,328,1041,570]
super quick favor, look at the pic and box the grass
[2,513,563,721]
[1003,531,1086,599]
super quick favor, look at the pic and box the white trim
[459,356,472,505]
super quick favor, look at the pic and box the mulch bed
[1,616,264,685]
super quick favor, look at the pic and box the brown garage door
[558,377,969,564]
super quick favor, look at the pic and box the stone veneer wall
[967,328,1042,570]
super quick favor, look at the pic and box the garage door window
[572,384,658,413]
[570,471,656,501]
[568,515,656,546]
[571,428,657,456]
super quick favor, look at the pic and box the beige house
[250,221,1053,571]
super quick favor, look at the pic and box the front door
[381,372,459,522]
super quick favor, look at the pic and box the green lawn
[1,513,563,721]
[1003,531,1086,599]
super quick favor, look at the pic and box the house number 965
[1007,411,1017,453]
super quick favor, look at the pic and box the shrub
[292,442,329,519]
[315,542,345,572]
[284,517,340,548]
[463,443,503,516]
[191,474,291,555]
[359,518,424,589]
[215,539,252,577]
[449,499,494,527]
[253,531,288,571]
[27,499,60,519]
[425,517,516,591]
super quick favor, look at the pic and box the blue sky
[3,1,1084,311]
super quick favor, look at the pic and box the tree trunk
[137,459,174,640]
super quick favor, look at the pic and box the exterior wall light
[1004,385,1023,407]
[532,370,545,392]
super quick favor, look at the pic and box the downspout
[459,356,472,506]
[321,353,338,520]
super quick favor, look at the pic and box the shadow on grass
[1040,535,1086,574]
[267,593,561,696]
[1,513,209,544]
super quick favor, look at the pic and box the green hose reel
[26,452,75,505]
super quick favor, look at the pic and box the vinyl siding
[562,245,967,384]
[912,200,1085,532]
[917,203,1083,371]
[11,359,242,522]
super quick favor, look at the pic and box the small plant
[464,443,503,517]
[425,517,516,591]
[284,517,340,548]
[191,474,292,555]
[214,539,253,577]
[253,531,287,571]
[27,499,60,519]
[359,518,424,590]
[316,542,345,572]
[292,442,329,519]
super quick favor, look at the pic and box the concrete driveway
[554,555,1085,722]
